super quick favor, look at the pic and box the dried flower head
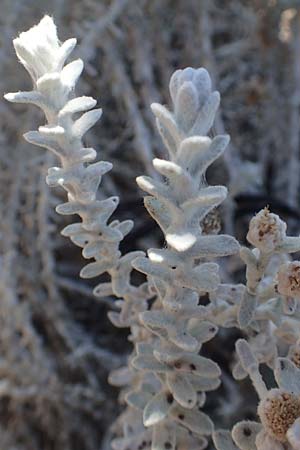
[200,208,221,235]
[258,388,300,442]
[246,207,286,252]
[277,261,300,299]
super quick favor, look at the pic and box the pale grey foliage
[5,14,151,335]
[126,67,240,450]
[5,12,300,450]
[5,15,152,449]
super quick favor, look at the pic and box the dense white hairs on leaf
[5,14,150,326]
[231,421,262,450]
[132,66,240,449]
[212,430,239,450]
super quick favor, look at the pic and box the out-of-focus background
[1,1,300,449]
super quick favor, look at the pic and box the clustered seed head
[277,261,300,299]
[258,389,300,442]
[200,208,221,235]
[246,207,286,252]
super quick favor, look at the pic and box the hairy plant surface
[3,2,300,450]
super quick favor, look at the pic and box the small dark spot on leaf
[243,427,251,437]
[166,393,173,404]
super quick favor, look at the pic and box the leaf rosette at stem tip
[11,15,77,84]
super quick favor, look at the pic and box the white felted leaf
[235,339,258,373]
[59,96,97,117]
[164,297,206,318]
[188,320,218,343]
[152,158,183,179]
[56,201,82,215]
[196,134,229,172]
[140,310,172,330]
[82,241,104,258]
[125,390,152,411]
[274,358,300,395]
[166,372,197,408]
[61,59,84,87]
[180,262,220,292]
[176,136,211,170]
[166,352,221,378]
[170,405,213,435]
[39,124,65,137]
[61,222,83,237]
[107,311,127,328]
[72,147,97,163]
[147,248,181,266]
[132,257,172,283]
[287,417,300,450]
[238,291,257,328]
[169,329,199,352]
[182,186,227,217]
[4,90,46,108]
[155,117,177,157]
[56,38,77,68]
[169,69,181,104]
[190,235,240,257]
[136,342,154,355]
[151,103,182,146]
[144,196,171,231]
[239,246,258,266]
[190,91,220,135]
[80,259,114,278]
[46,166,68,187]
[131,354,169,373]
[193,68,212,106]
[232,421,262,450]
[24,130,62,156]
[115,219,134,237]
[152,422,176,450]
[93,282,113,298]
[108,366,133,387]
[72,108,102,137]
[276,236,300,253]
[143,392,171,426]
[255,430,284,450]
[175,81,199,132]
[282,296,297,315]
[166,228,198,252]
[136,175,170,200]
[36,73,68,108]
[188,374,221,392]
[213,430,239,450]
[232,362,247,380]
[70,232,92,247]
